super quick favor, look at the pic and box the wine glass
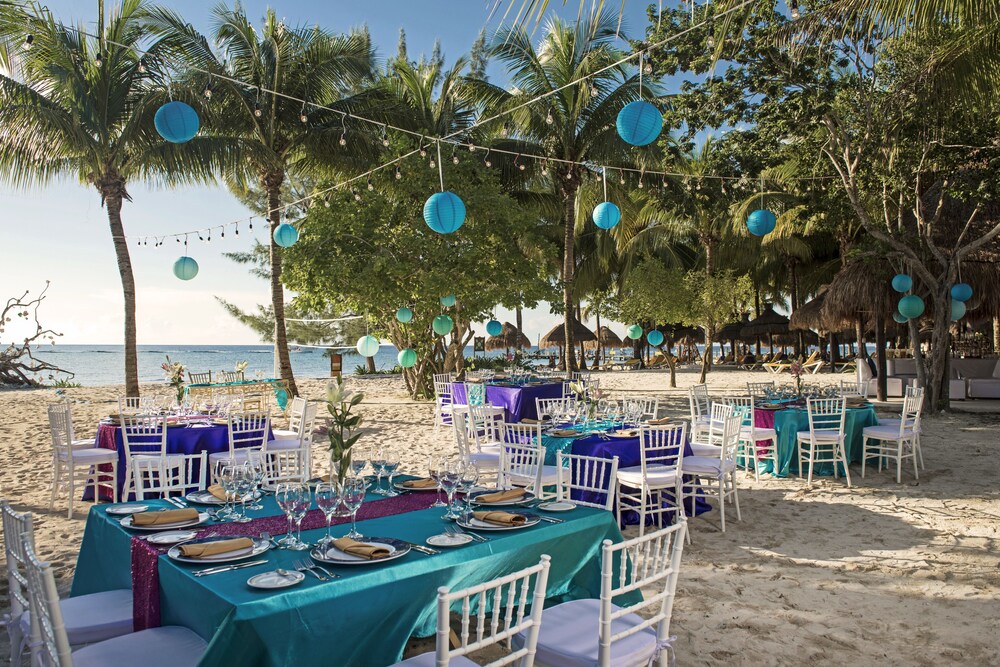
[349,446,368,479]
[428,455,447,507]
[341,477,367,539]
[369,447,387,495]
[382,450,401,496]
[314,482,340,547]
[245,454,266,510]
[439,458,462,519]
[274,482,302,549]
[457,461,481,519]
[231,465,253,523]
[216,462,238,520]
[289,482,311,550]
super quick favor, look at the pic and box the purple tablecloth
[451,381,563,422]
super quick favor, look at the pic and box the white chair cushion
[72,626,206,667]
[391,652,478,666]
[467,452,500,466]
[60,448,118,464]
[208,449,254,464]
[266,439,303,451]
[509,465,560,486]
[514,598,656,667]
[682,455,736,475]
[20,589,133,646]
[617,464,679,488]
[71,438,97,448]
[862,425,917,440]
[741,426,776,439]
[796,429,843,443]
[689,442,722,457]
[270,429,298,439]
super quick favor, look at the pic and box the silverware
[451,525,489,542]
[537,515,564,524]
[397,540,440,555]
[193,559,267,577]
[164,497,182,508]
[293,558,328,581]
[308,560,340,579]
[259,531,279,549]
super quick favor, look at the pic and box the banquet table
[450,381,563,422]
[73,484,637,667]
[184,378,291,411]
[753,405,879,477]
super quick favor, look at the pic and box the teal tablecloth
[73,491,636,667]
[766,406,879,477]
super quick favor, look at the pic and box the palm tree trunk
[102,183,139,397]
[560,178,578,372]
[264,172,299,398]
[875,316,887,401]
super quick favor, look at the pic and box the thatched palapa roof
[485,322,530,351]
[740,306,790,338]
[821,260,897,329]
[717,316,751,341]
[540,319,596,349]
[584,326,624,350]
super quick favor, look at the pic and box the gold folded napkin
[332,537,390,560]
[520,418,543,424]
[178,537,254,559]
[648,417,671,425]
[613,429,639,437]
[473,511,526,526]
[475,488,525,503]
[131,508,199,526]
[550,429,578,437]
[206,484,228,501]
[401,478,438,489]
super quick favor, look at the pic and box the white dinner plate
[106,504,150,516]
[309,538,411,565]
[470,490,536,506]
[427,533,473,547]
[167,537,270,564]
[248,570,304,589]
[185,490,261,505]
[120,512,209,531]
[146,530,199,545]
[537,501,576,512]
[457,513,540,531]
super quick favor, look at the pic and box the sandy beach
[2,367,998,665]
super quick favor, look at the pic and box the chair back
[464,382,486,407]
[1,501,33,627]
[805,397,846,439]
[561,382,574,399]
[236,392,269,413]
[693,402,734,447]
[746,381,774,399]
[721,396,754,429]
[499,442,545,492]
[535,397,573,420]
[435,556,551,666]
[119,395,156,415]
[452,412,474,460]
[905,385,925,400]
[120,415,168,459]
[468,405,504,452]
[285,396,308,429]
[47,403,75,457]
[598,522,687,667]
[281,400,318,447]
[555,452,619,511]
[719,412,743,463]
[187,371,212,384]
[623,396,659,421]
[21,540,73,667]
[433,379,454,406]
[220,370,245,383]
[688,384,710,421]
[228,411,270,457]
[899,393,922,436]
[133,451,208,500]
[433,373,454,385]
[838,380,866,398]
[504,422,542,448]
[639,423,687,478]
[254,449,308,484]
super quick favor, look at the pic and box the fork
[293,559,327,581]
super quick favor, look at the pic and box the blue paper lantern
[616,100,662,147]
[423,191,466,234]
[593,202,621,230]
[647,330,664,346]
[891,274,913,293]
[395,307,413,324]
[272,223,299,248]
[154,101,200,144]
[486,320,503,337]
[626,324,643,340]
[951,283,973,302]
[951,300,967,321]
[432,314,454,336]
[397,348,418,368]
[356,335,380,357]
[892,311,908,324]
[440,294,457,308]
[172,256,198,280]
[746,210,777,236]
[898,295,925,319]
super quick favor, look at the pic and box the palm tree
[0,0,235,396]
[147,4,377,397]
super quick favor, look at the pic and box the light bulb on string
[429,156,436,169]
[395,166,402,180]
[249,219,253,231]
[339,131,347,146]
[590,83,599,97]
[203,81,212,99]
[541,160,549,176]
[299,111,308,124]
[352,188,361,202]
[324,197,331,208]
[619,169,626,185]
[452,150,459,165]
[545,107,554,124]
[707,35,715,49]
[339,115,348,146]
[23,34,33,49]
[381,126,390,147]
[468,144,476,152]
[790,1,800,19]
[367,177,374,191]
[484,149,492,168]
[137,58,145,73]
[220,227,225,238]
[515,155,525,171]
[643,61,653,75]
[95,52,103,67]
[235,223,240,236]
[254,103,262,117]
[502,122,512,137]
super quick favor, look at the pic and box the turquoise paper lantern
[746,210,776,236]
[898,295,925,319]
[432,314,454,336]
[440,294,457,308]
[593,202,621,230]
[951,300,967,321]
[486,320,502,337]
[172,256,198,281]
[616,100,662,147]
[891,274,912,293]
[647,330,664,346]
[626,324,643,340]
[356,335,380,357]
[951,283,973,302]
[272,222,299,248]
[423,191,466,234]
[397,348,417,368]
[154,101,200,144]
[892,312,908,324]
[395,307,413,324]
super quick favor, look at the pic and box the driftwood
[0,281,73,386]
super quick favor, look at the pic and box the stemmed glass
[289,483,311,550]
[245,454,266,510]
[457,461,481,520]
[349,446,368,479]
[428,456,447,507]
[314,482,341,547]
[275,482,302,549]
[382,450,401,496]
[439,458,462,519]
[231,465,253,523]
[215,462,237,520]
[370,447,388,495]
[340,477,367,539]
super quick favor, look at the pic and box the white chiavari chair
[721,396,778,482]
[535,397,574,421]
[746,381,775,399]
[452,412,501,479]
[208,411,270,474]
[48,405,118,518]
[683,411,743,532]
[687,384,711,440]
[120,414,174,502]
[689,402,734,456]
[187,371,212,384]
[861,393,922,483]
[499,439,559,499]
[555,452,619,511]
[271,396,307,438]
[623,396,659,422]
[838,380,868,398]
[616,423,688,537]
[133,451,208,501]
[254,449,308,485]
[877,385,925,469]
[433,374,457,427]
[797,397,851,487]
[267,401,318,477]
[561,382,574,399]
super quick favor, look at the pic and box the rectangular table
[755,405,879,476]
[450,381,563,422]
[74,489,636,666]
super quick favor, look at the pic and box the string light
[367,177,374,191]
[484,149,492,168]
[382,126,390,147]
[137,57,145,73]
[94,52,103,67]
[707,35,715,49]
[790,0,801,19]
[395,166,402,180]
[352,188,361,202]
[545,107,554,125]
[23,34,33,49]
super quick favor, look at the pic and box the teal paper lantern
[423,191,466,234]
[898,295,925,319]
[951,283,973,302]
[486,320,503,336]
[154,101,200,144]
[440,294,457,308]
[432,314,454,336]
[356,335,380,357]
[172,256,198,281]
[616,100,662,147]
[272,222,299,248]
[746,210,776,236]
[626,324,643,340]
[891,274,912,293]
[951,300,967,321]
[395,307,413,324]
[892,312,908,324]
[397,348,417,368]
[593,202,621,230]
[647,330,664,346]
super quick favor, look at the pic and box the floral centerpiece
[161,356,187,405]
[788,359,805,397]
[235,360,249,374]
[568,380,605,422]
[326,378,364,484]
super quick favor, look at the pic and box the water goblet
[231,465,253,523]
[314,482,341,548]
[341,477,367,539]
[289,482,311,550]
[369,448,388,495]
[458,462,481,519]
[382,451,401,496]
[216,462,238,520]
[428,455,447,507]
[349,446,368,479]
[439,459,463,519]
[274,482,301,549]
[245,454,266,510]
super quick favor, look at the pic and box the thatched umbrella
[717,316,751,360]
[540,319,596,348]
[486,322,530,352]
[584,326,623,350]
[741,306,790,353]
[790,289,831,332]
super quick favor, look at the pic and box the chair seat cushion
[514,598,656,667]
[72,625,206,667]
[467,452,500,467]
[266,438,303,451]
[208,449,255,463]
[741,426,776,439]
[509,465,560,486]
[617,464,678,487]
[689,442,721,457]
[682,455,736,475]
[796,429,842,443]
[862,425,917,440]
[270,429,298,439]
[60,448,118,464]
[391,652,478,666]
[20,589,133,646]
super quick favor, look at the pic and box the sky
[2,0,656,346]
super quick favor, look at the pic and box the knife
[193,560,268,577]
[398,541,440,555]
[536,516,564,524]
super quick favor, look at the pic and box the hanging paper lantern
[746,210,776,236]
[432,314,454,336]
[486,320,503,337]
[626,324,643,340]
[897,295,925,319]
[951,300,967,321]
[616,100,662,147]
[593,202,621,230]
[272,222,299,248]
[356,335,380,357]
[154,101,200,144]
[892,312,908,324]
[440,294,457,308]
[172,256,198,280]
[395,307,413,324]
[951,283,973,302]
[891,274,913,293]
[647,330,664,346]
[397,348,417,368]
[423,191,466,234]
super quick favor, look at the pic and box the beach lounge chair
[802,351,824,374]
[761,352,787,373]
